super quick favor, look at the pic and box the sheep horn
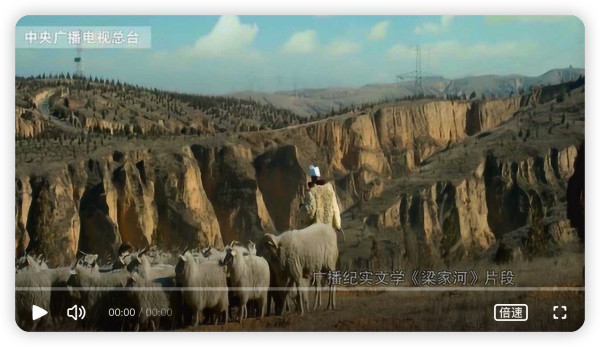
[71,255,83,270]
[263,234,278,250]
[229,240,242,248]
[181,246,190,255]
[78,249,88,256]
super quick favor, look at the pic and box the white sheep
[112,243,135,270]
[246,241,257,255]
[175,252,229,326]
[122,250,178,331]
[201,246,226,262]
[15,255,43,274]
[15,257,73,330]
[15,270,52,330]
[126,249,175,280]
[201,241,253,262]
[67,254,131,330]
[262,223,339,315]
[39,257,49,270]
[222,248,270,322]
[125,272,174,331]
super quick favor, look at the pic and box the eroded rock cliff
[15,91,584,266]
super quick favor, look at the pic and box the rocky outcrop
[191,143,274,243]
[15,177,32,256]
[465,98,521,135]
[371,161,494,266]
[355,142,580,267]
[84,116,215,136]
[374,98,520,173]
[16,147,226,265]
[484,145,578,238]
[254,145,307,231]
[547,219,578,246]
[491,217,579,264]
[335,167,384,209]
[15,93,582,267]
[524,77,584,106]
[20,169,82,267]
[77,158,120,256]
[16,108,45,138]
[83,117,133,135]
[154,147,222,250]
[112,152,158,248]
[305,114,391,177]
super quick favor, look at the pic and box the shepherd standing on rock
[300,165,345,241]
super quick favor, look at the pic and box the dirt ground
[181,251,585,332]
[180,289,584,332]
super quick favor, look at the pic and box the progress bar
[14,286,585,292]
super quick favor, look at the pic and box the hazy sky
[16,15,584,95]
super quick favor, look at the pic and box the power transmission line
[396,44,436,95]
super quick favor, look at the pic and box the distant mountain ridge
[230,67,584,117]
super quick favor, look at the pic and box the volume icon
[66,305,86,321]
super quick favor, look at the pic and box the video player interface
[15,15,585,331]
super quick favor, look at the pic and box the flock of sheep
[15,223,340,331]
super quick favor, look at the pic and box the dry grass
[180,251,584,332]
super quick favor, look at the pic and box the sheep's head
[114,249,136,270]
[175,255,186,276]
[125,255,142,272]
[201,246,213,258]
[228,240,243,249]
[67,253,99,293]
[176,251,201,286]
[262,234,279,256]
[37,255,49,269]
[222,248,239,266]
[263,234,278,248]
[117,242,134,257]
[175,249,194,276]
[126,249,147,273]
[247,241,256,255]
[147,245,159,257]
[15,255,37,271]
[76,252,99,270]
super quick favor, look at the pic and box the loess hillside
[15,76,307,141]
[15,75,585,271]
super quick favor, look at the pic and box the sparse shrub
[526,211,547,257]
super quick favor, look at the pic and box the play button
[32,305,48,321]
